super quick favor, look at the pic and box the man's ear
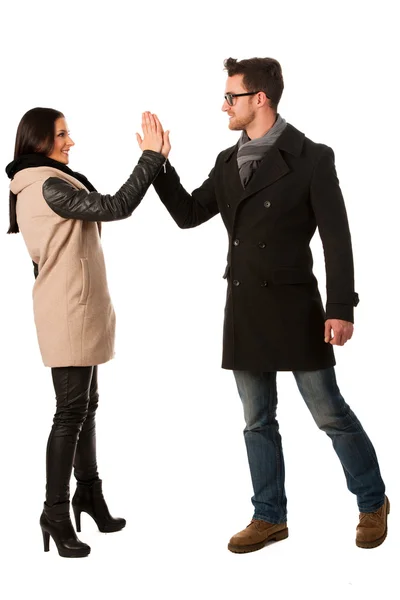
[256,91,269,107]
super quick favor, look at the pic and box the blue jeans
[233,367,385,524]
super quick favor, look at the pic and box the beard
[228,108,256,131]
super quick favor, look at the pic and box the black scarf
[6,153,96,192]
[6,153,96,233]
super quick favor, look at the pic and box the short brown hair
[224,57,284,111]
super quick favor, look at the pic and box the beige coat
[11,166,115,367]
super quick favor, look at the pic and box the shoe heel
[274,527,289,541]
[42,529,50,552]
[73,507,82,532]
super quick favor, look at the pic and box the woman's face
[47,117,75,164]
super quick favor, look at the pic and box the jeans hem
[253,512,287,525]
[358,496,386,514]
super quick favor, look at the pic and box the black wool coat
[153,124,359,371]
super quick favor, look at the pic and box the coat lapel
[240,146,290,202]
[222,123,306,205]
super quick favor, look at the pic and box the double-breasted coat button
[233,280,240,286]
[258,242,266,248]
[227,203,231,208]
[264,200,271,208]
[233,239,240,246]
[261,281,268,287]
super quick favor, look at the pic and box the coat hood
[6,153,96,195]
[9,166,64,195]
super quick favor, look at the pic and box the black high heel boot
[72,479,126,533]
[40,502,91,558]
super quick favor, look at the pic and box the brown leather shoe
[356,496,390,549]
[228,519,288,553]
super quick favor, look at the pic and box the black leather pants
[46,366,99,507]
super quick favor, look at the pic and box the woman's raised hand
[136,112,163,153]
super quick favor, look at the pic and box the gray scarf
[237,114,287,187]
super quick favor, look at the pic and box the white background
[0,1,398,598]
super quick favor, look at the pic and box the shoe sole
[57,548,91,558]
[98,522,126,533]
[356,497,390,549]
[228,527,289,554]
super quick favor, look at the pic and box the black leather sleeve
[42,150,165,222]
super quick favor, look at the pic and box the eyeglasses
[224,91,265,106]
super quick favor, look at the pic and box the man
[147,57,388,552]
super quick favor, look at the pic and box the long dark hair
[7,107,64,234]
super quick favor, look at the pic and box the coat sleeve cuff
[140,150,166,168]
[325,303,354,323]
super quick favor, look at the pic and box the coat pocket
[78,258,90,305]
[272,267,313,285]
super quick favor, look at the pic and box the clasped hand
[136,111,170,158]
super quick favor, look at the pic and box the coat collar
[223,123,305,163]
[222,123,305,202]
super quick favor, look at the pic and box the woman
[6,107,165,558]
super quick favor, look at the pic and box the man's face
[222,74,257,131]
